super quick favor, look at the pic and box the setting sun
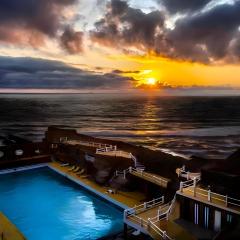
[146,77,157,85]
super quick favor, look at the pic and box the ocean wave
[79,126,240,138]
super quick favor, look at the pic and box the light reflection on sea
[0,94,240,159]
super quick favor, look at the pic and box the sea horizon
[1,93,240,160]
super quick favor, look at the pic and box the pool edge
[48,164,129,210]
[0,163,48,175]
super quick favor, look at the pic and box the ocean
[0,93,240,159]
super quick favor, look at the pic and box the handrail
[128,215,149,228]
[150,196,176,223]
[124,196,165,217]
[96,145,117,153]
[131,168,169,186]
[180,179,240,209]
[124,196,175,240]
[177,165,201,181]
[64,139,116,150]
[148,220,173,240]
[116,166,169,185]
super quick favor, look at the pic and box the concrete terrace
[130,169,170,189]
[0,212,26,240]
[49,162,146,208]
[178,185,240,215]
[64,139,132,158]
[124,199,196,240]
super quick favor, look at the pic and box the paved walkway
[179,186,240,215]
[0,212,26,240]
[126,201,196,240]
[96,150,131,158]
[50,162,145,208]
[130,169,170,188]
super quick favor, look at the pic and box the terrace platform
[64,140,131,159]
[50,162,146,208]
[131,169,170,188]
[116,167,170,189]
[178,181,240,215]
[0,212,26,240]
[124,197,196,240]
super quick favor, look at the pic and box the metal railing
[177,165,201,181]
[130,167,169,187]
[127,214,149,228]
[124,196,175,240]
[179,179,240,209]
[129,153,145,170]
[124,196,165,217]
[96,145,117,153]
[148,221,173,240]
[115,167,169,187]
[63,139,116,150]
[130,153,137,166]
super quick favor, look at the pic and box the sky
[0,0,240,95]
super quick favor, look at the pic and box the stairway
[130,153,145,171]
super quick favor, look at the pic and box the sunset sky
[0,0,240,94]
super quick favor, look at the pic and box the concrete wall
[179,196,239,232]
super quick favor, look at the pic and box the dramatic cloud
[60,26,84,54]
[90,0,166,52]
[91,0,240,63]
[158,0,211,14]
[168,2,240,62]
[0,57,132,89]
[0,0,79,50]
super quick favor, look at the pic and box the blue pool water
[0,168,123,240]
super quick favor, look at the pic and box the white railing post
[165,210,169,221]
[208,189,211,202]
[158,209,161,221]
[129,166,132,173]
[187,171,190,180]
[163,231,167,240]
[144,202,147,209]
[123,170,126,179]
[147,218,151,229]
[180,181,183,192]
[124,210,127,220]
[193,177,197,197]
[162,196,165,203]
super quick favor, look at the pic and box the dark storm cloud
[158,0,211,14]
[168,2,240,62]
[0,0,82,52]
[60,26,84,54]
[90,0,166,52]
[0,57,132,89]
[91,0,240,63]
[0,0,76,35]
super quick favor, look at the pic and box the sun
[146,77,157,85]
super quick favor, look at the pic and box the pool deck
[0,212,26,240]
[49,162,146,209]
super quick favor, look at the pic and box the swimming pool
[0,167,123,240]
